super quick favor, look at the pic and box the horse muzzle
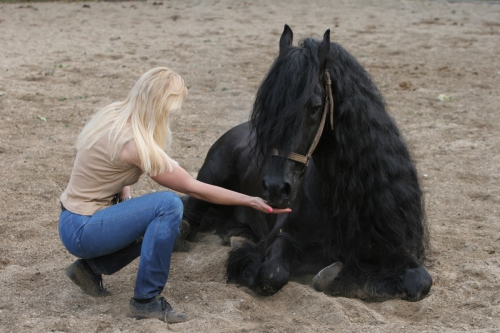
[261,179,292,209]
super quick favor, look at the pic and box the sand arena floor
[0,1,499,332]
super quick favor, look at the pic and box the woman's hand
[249,197,292,214]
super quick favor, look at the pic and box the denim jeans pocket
[58,210,85,258]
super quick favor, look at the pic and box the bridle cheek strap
[272,69,334,167]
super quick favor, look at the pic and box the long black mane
[317,42,428,268]
[250,38,322,162]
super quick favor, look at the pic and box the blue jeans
[58,191,182,299]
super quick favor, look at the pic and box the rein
[271,69,334,166]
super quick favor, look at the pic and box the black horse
[181,25,432,302]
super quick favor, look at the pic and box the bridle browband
[271,69,334,166]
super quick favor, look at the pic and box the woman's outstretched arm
[122,140,291,214]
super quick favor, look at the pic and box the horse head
[250,25,332,208]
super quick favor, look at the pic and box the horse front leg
[226,231,296,295]
[253,234,297,296]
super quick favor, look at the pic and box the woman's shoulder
[121,139,142,169]
[111,124,134,144]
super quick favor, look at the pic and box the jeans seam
[143,211,161,296]
[73,215,86,257]
[89,205,159,227]
[60,212,85,258]
[58,212,71,234]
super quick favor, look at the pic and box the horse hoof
[403,265,433,301]
[230,236,247,249]
[313,262,343,292]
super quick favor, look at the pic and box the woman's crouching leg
[134,192,183,299]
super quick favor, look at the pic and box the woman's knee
[158,191,183,223]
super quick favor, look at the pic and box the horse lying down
[181,24,432,302]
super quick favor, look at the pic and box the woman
[58,67,291,324]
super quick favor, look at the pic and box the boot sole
[127,312,190,323]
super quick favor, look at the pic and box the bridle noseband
[271,69,334,167]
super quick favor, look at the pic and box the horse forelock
[250,38,322,161]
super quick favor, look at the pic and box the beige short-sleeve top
[60,127,144,215]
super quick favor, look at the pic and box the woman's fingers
[268,207,292,214]
[255,197,291,214]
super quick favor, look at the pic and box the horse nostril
[279,182,291,199]
[261,179,269,194]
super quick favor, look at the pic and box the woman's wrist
[119,196,132,203]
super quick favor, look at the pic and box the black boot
[65,259,111,297]
[128,295,190,323]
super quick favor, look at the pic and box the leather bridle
[271,69,334,167]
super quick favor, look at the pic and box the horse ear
[318,29,331,64]
[279,24,293,54]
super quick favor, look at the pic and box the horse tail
[225,241,264,289]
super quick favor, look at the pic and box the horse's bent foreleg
[226,233,297,295]
[253,234,297,296]
[226,240,262,289]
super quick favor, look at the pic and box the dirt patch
[0,0,499,332]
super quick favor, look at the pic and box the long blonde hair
[76,67,187,176]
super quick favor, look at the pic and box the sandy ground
[0,0,499,332]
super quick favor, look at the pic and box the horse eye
[295,165,307,176]
[310,106,321,114]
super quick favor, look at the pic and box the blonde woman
[59,67,291,323]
